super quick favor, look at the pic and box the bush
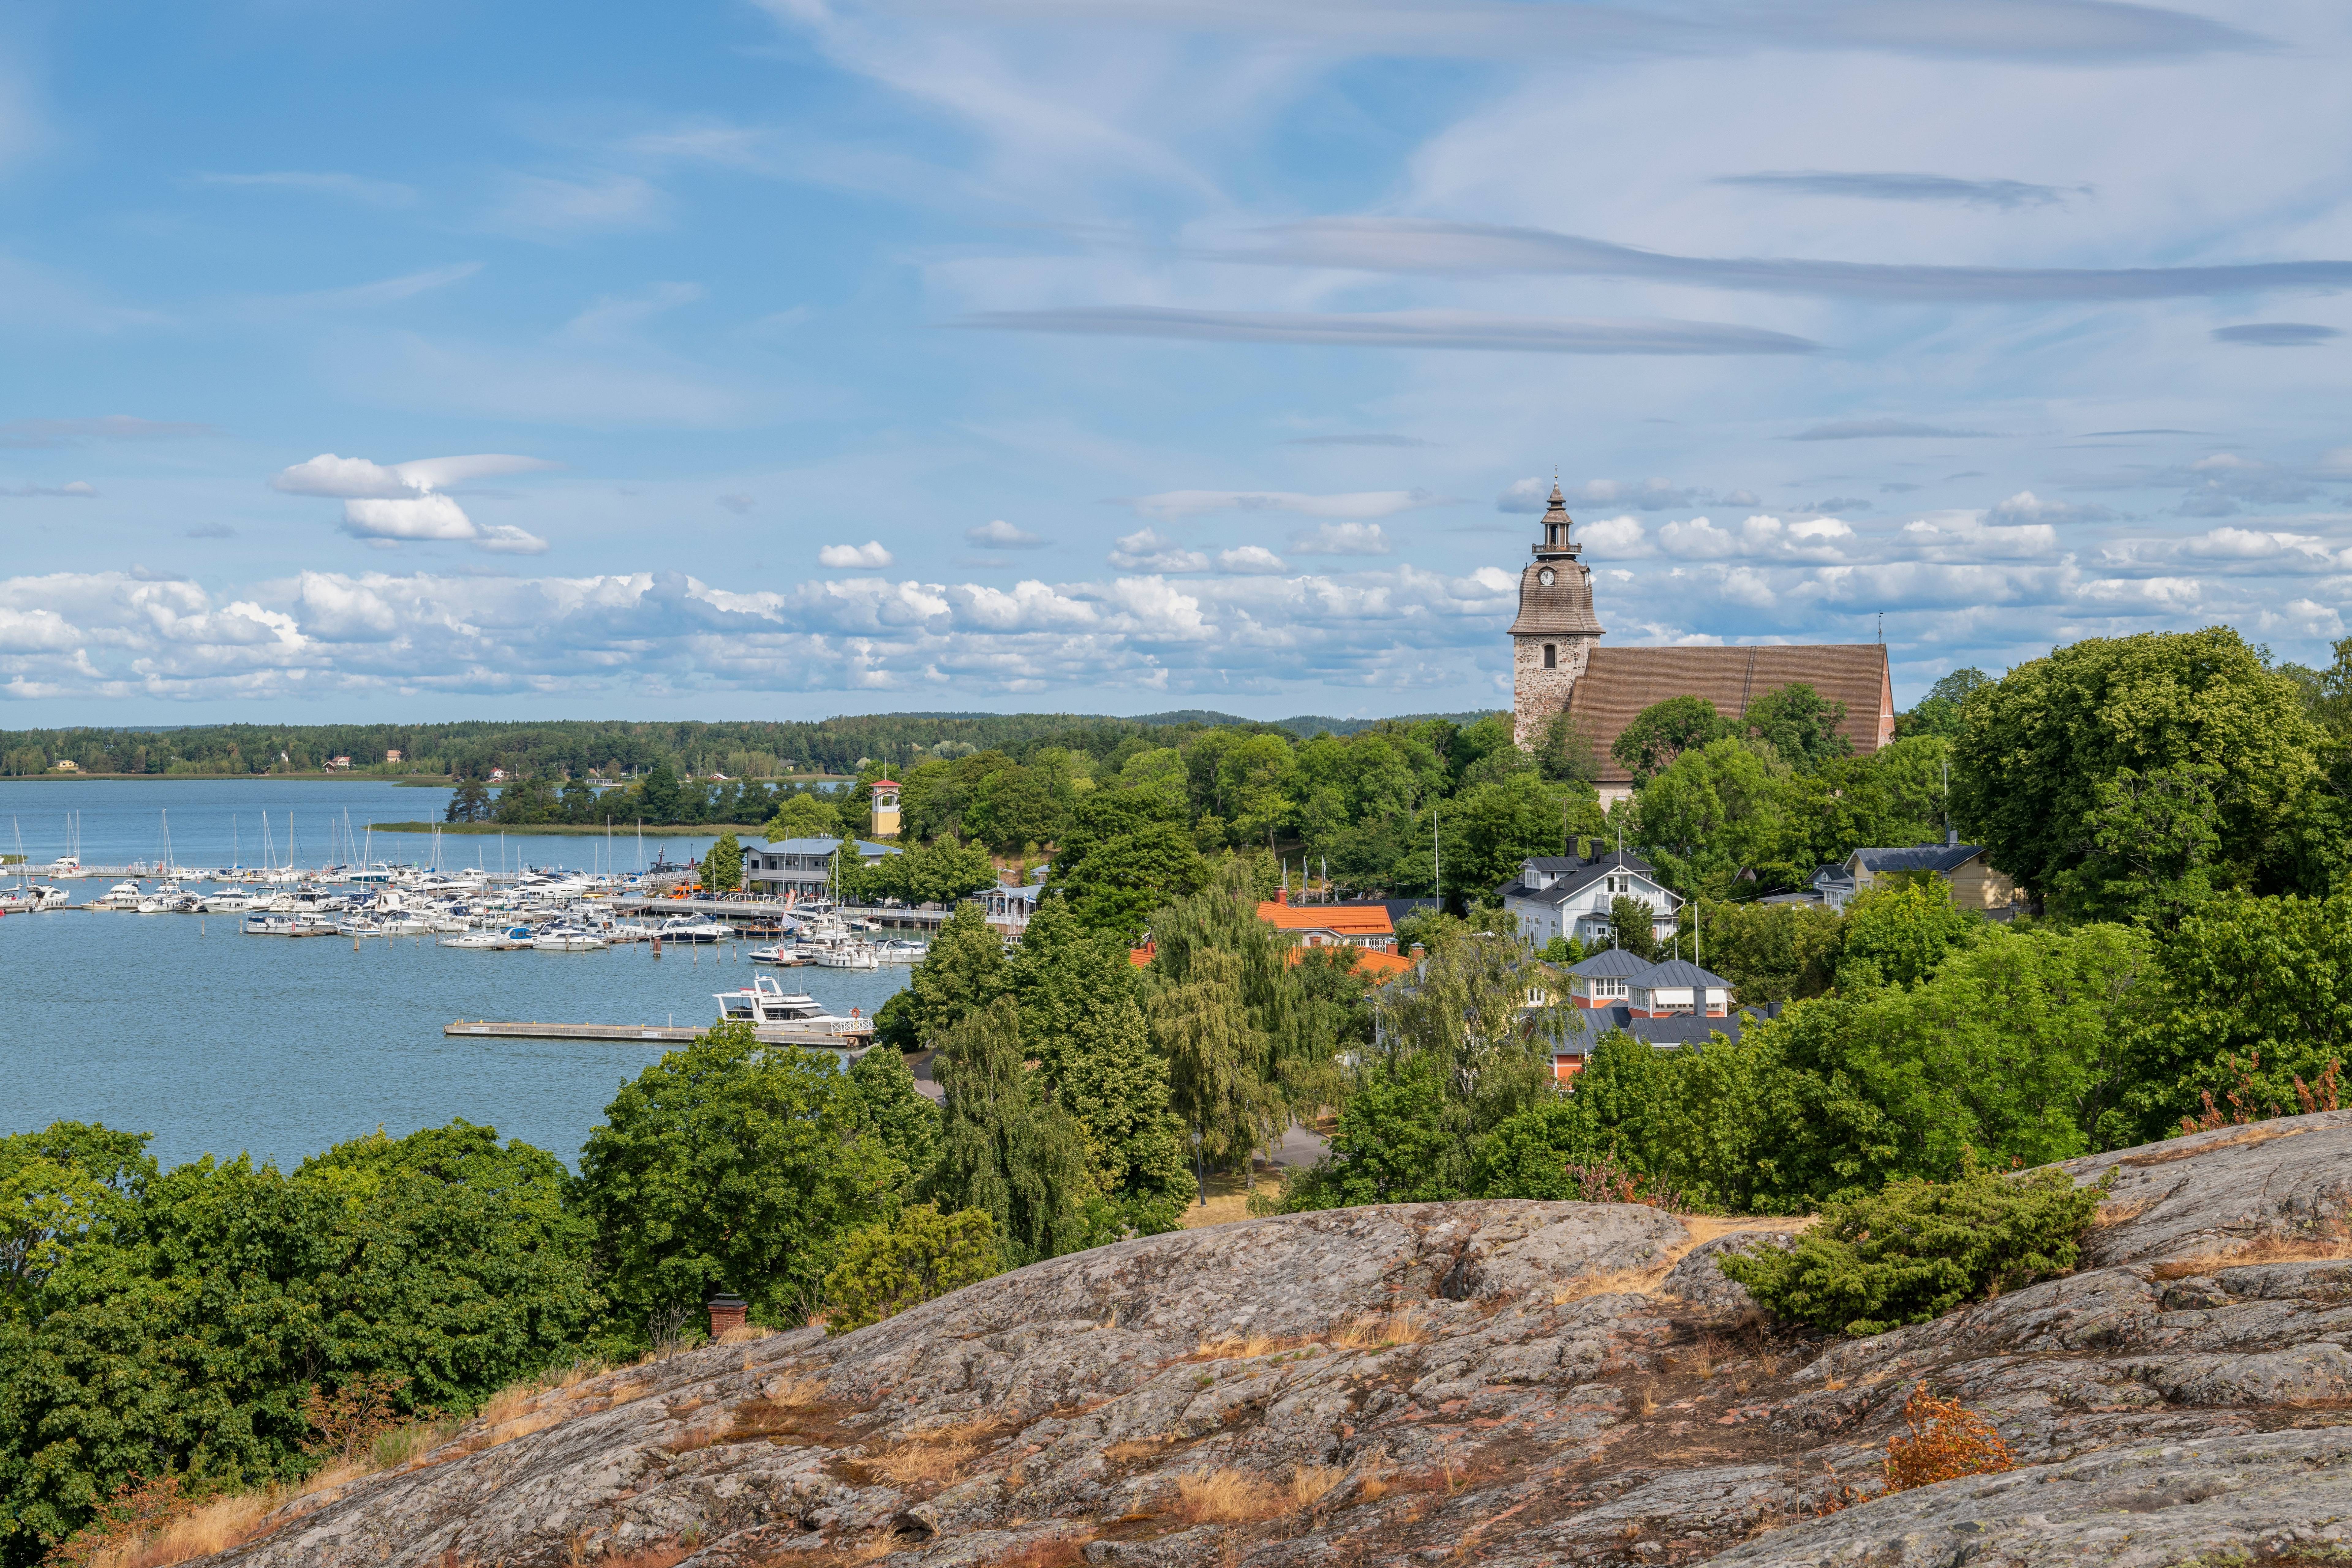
[1718,1161,2106,1335]
[821,1204,1002,1335]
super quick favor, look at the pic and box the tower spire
[1536,477,1578,559]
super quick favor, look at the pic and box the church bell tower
[1509,483,1605,749]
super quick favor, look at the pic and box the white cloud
[1131,488,1442,522]
[1217,545,1288,574]
[1107,528,1209,572]
[0,481,96,499]
[1901,512,2062,561]
[1986,490,2120,525]
[818,541,896,568]
[271,451,559,553]
[1286,522,1392,556]
[1658,514,1857,561]
[967,519,1048,549]
[1577,515,1651,558]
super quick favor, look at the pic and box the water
[0,779,906,1170]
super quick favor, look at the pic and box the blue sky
[3,0,2349,723]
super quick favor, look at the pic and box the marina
[0,779,911,1170]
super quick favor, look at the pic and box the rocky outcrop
[207,1114,2352,1568]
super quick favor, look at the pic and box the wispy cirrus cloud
[1711,170,2087,208]
[1130,487,1443,521]
[2212,322,2344,347]
[0,481,96,499]
[956,306,1817,355]
[1216,219,2352,302]
[190,170,417,206]
[1788,418,1997,441]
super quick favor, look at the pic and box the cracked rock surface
[204,1112,2352,1568]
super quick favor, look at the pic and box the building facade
[742,836,898,902]
[1496,847,1681,948]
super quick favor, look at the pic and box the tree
[638,760,686,824]
[577,1024,892,1333]
[2120,891,2352,1143]
[1438,771,1604,897]
[1950,627,2323,917]
[1612,696,1731,783]
[1049,791,1208,941]
[923,998,1100,1265]
[1281,1054,1457,1208]
[1836,880,1981,990]
[847,836,996,906]
[1534,710,1601,784]
[843,1043,941,1184]
[1609,894,1660,961]
[1632,737,1789,892]
[703,830,743,892]
[1677,900,1842,1005]
[2069,764,2228,927]
[1148,945,1276,1178]
[895,903,1009,1050]
[962,761,1072,853]
[444,778,491,824]
[763,792,842,843]
[820,1205,1001,1335]
[1740,683,1851,773]
[1007,896,1192,1219]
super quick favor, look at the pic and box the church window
[1543,643,1556,669]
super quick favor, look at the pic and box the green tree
[1007,896,1193,1217]
[1740,683,1851,773]
[1534,709,1602,785]
[703,830,743,892]
[1148,944,1276,1178]
[923,998,1100,1265]
[843,1043,941,1183]
[851,836,997,906]
[763,792,842,842]
[444,778,491,824]
[491,776,559,824]
[1612,696,1731,783]
[1837,880,1982,990]
[1632,737,1789,892]
[1609,894,1660,961]
[577,1024,891,1333]
[1950,627,2323,917]
[638,759,686,824]
[820,1204,1001,1335]
[1678,900,1843,1006]
[1438,771,1604,898]
[895,903,1009,1049]
[1049,791,1209,941]
[1281,1054,1457,1208]
[2120,891,2352,1142]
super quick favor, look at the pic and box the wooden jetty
[446,1019,874,1051]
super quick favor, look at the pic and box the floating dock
[446,1019,872,1050]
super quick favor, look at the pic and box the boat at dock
[748,944,809,966]
[653,915,733,943]
[712,974,867,1037]
[531,926,608,952]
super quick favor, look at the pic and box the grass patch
[1331,1307,1429,1350]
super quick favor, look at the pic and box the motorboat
[532,926,608,952]
[94,881,143,909]
[874,938,928,963]
[243,912,298,936]
[654,915,733,943]
[199,891,257,914]
[136,883,197,914]
[749,944,810,966]
[813,941,880,971]
[712,974,863,1034]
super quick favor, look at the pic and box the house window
[1543,643,1557,669]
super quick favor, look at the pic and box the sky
[2,0,2349,725]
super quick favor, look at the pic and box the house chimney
[1410,942,1426,963]
[1946,826,1958,848]
[706,1291,747,1340]
[1276,884,1288,905]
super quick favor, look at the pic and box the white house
[741,836,898,902]
[1496,847,1681,948]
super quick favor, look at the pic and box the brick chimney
[1276,884,1288,905]
[707,1291,747,1340]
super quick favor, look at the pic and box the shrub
[1718,1161,2106,1335]
[1883,1383,2014,1491]
[821,1204,1002,1336]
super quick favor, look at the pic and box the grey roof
[1634,958,1735,990]
[1498,848,1665,905]
[1850,844,1982,876]
[747,837,901,858]
[1551,1001,1781,1054]
[1567,948,1656,979]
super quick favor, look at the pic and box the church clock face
[1537,567,1556,586]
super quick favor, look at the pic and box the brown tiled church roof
[1566,644,1895,784]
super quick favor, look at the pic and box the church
[1509,484,1896,804]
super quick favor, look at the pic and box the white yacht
[199,890,258,914]
[531,926,608,952]
[874,937,928,963]
[712,975,863,1034]
[243,911,298,936]
[813,941,880,971]
[440,925,534,950]
[94,881,143,909]
[654,914,733,943]
[749,944,809,966]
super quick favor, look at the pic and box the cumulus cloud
[1901,512,2062,561]
[1659,514,1858,562]
[1217,545,1288,574]
[1133,487,1442,522]
[1577,515,1652,558]
[956,307,1818,356]
[1107,528,1209,572]
[1286,521,1393,556]
[271,451,557,554]
[818,541,895,569]
[967,519,1049,549]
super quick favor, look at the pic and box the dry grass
[2095,1196,2155,1227]
[993,1535,1091,1567]
[1680,1214,1815,1246]
[601,1381,653,1409]
[716,1322,775,1345]
[859,1418,1010,1487]
[1631,1383,1659,1417]
[1331,1306,1429,1349]
[1170,1464,1348,1525]
[1552,1265,1671,1305]
[1104,1438,1175,1463]
[595,1545,693,1568]
[2149,1202,2352,1280]
[1286,1464,1347,1511]
[1667,1333,1723,1379]
[1190,1330,1320,1362]
[764,1370,831,1408]
[77,1491,279,1568]
[792,1533,906,1567]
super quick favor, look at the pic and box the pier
[445,1019,875,1050]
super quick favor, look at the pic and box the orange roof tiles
[1253,901,1395,937]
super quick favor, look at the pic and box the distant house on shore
[742,835,898,903]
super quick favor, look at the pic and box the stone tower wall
[1513,634,1592,749]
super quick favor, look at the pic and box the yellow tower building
[871,778,901,839]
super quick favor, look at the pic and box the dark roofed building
[1497,847,1679,948]
[1506,486,1897,803]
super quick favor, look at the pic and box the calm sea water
[0,779,905,1170]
